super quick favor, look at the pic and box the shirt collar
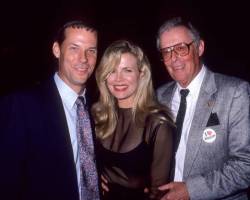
[177,65,206,98]
[54,73,86,109]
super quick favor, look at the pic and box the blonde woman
[92,40,174,200]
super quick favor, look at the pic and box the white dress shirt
[54,73,86,199]
[172,66,206,181]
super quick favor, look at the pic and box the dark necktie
[175,89,189,152]
[75,97,100,200]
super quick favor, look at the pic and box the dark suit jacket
[0,78,98,200]
[157,69,250,200]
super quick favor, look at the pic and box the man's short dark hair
[55,20,97,45]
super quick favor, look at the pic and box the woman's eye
[124,68,133,72]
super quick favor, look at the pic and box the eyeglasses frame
[160,40,195,61]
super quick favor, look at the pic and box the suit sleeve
[0,94,29,198]
[186,81,250,199]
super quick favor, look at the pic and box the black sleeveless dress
[97,108,174,200]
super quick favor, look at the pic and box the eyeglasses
[160,40,195,61]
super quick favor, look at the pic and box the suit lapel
[40,78,77,171]
[161,82,177,108]
[158,82,177,180]
[183,70,218,178]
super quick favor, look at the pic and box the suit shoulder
[156,81,175,95]
[4,78,57,104]
[214,72,249,89]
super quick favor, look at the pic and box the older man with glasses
[156,17,250,200]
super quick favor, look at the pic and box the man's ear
[198,39,205,57]
[52,42,60,58]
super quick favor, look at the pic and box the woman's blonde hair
[92,40,172,139]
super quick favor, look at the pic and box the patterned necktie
[75,96,100,200]
[175,89,189,152]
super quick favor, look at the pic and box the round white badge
[203,128,216,143]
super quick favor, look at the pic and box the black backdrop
[0,0,249,195]
[0,0,249,95]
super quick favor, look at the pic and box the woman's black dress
[97,108,174,200]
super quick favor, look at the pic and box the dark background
[0,0,249,195]
[0,0,249,96]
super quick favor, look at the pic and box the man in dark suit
[156,17,250,200]
[0,20,100,200]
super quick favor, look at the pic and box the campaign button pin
[203,128,216,143]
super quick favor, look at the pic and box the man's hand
[101,175,109,195]
[158,182,189,200]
